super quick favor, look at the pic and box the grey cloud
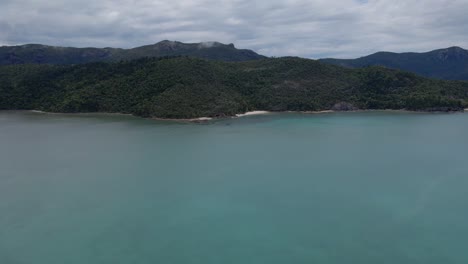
[0,0,467,58]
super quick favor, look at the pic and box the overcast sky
[0,0,467,58]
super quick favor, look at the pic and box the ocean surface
[1,111,468,264]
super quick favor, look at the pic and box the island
[1,56,467,119]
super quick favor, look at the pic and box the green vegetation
[1,56,467,119]
[320,46,468,80]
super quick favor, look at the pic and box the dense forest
[1,56,467,119]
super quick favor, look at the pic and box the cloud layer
[1,0,467,58]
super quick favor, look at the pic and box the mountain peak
[445,46,465,51]
[434,46,468,61]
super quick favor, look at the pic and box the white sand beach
[193,117,213,121]
[236,111,271,117]
[30,110,47,114]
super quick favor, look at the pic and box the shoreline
[29,110,134,117]
[1,108,465,122]
[295,110,335,114]
[25,110,213,122]
[151,116,213,122]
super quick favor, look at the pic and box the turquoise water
[1,111,468,264]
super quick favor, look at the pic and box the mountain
[320,47,468,80]
[0,41,266,65]
[1,56,467,119]
[6,42,468,81]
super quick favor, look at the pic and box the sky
[0,0,467,58]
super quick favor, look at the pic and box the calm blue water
[1,111,468,264]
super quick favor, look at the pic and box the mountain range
[0,40,265,65]
[320,47,468,80]
[1,41,468,81]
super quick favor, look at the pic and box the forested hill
[0,41,266,65]
[320,47,468,80]
[1,56,467,119]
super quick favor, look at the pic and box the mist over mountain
[320,47,468,80]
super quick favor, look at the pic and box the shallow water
[1,111,468,264]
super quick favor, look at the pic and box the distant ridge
[320,47,468,80]
[0,40,266,65]
[3,41,468,80]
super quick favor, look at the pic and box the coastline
[297,110,335,114]
[24,110,213,122]
[1,108,465,123]
[151,116,213,122]
[29,110,134,117]
[125,108,466,121]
